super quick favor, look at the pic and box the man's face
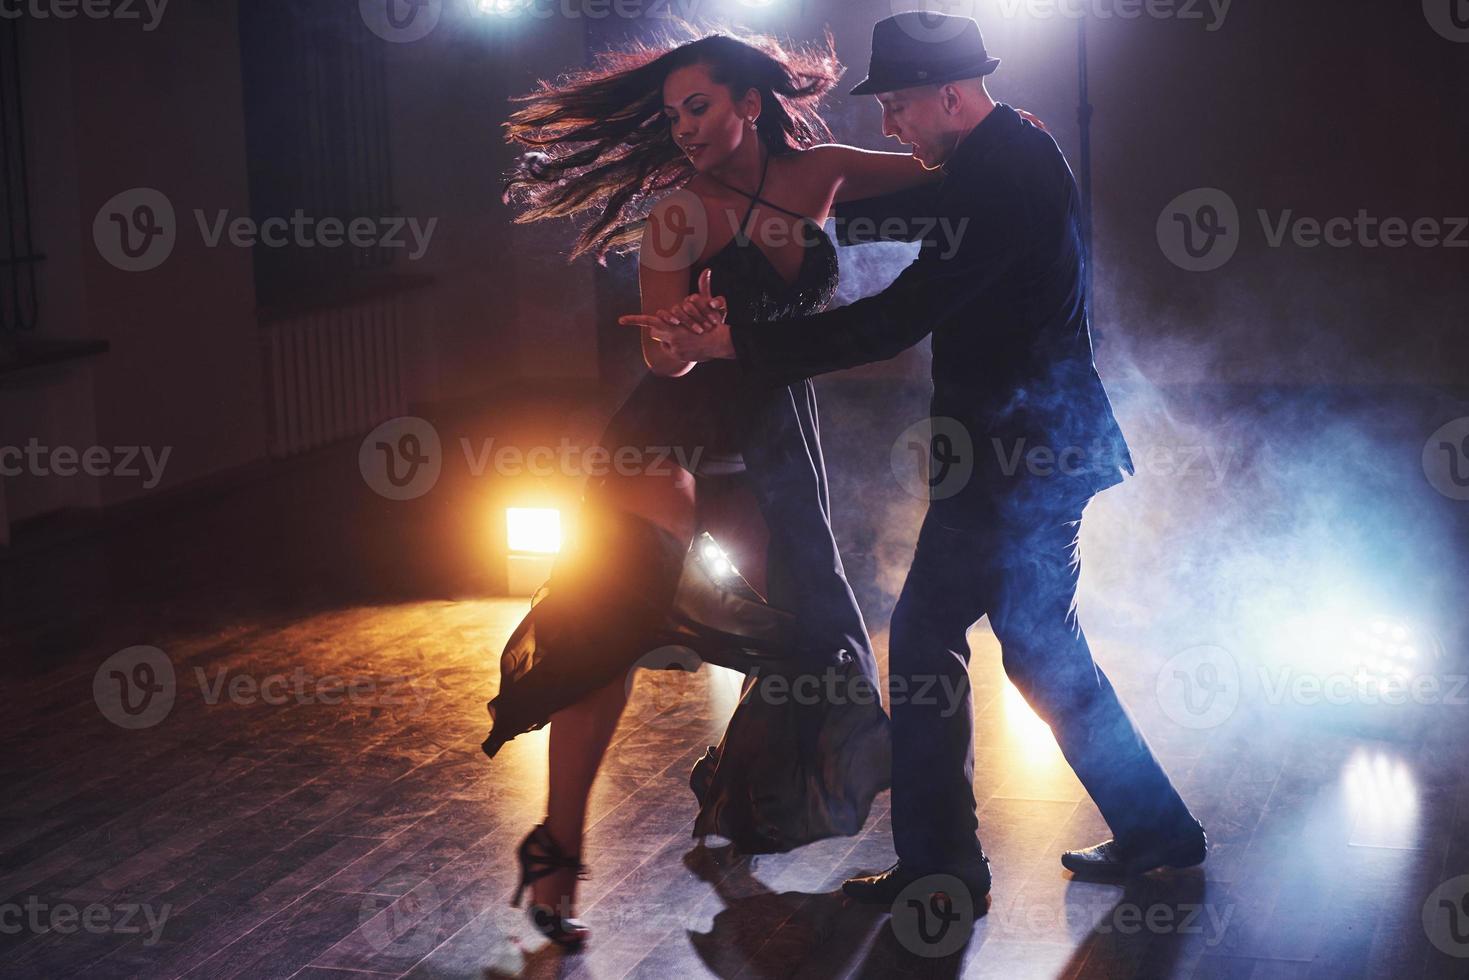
[876,86,952,170]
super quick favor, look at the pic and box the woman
[486,31,948,950]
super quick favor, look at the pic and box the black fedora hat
[850,12,1001,96]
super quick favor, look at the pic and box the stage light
[505,507,562,596]
[1342,747,1418,845]
[476,0,532,15]
[506,507,562,555]
[1001,678,1062,763]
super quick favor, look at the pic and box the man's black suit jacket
[729,104,1134,527]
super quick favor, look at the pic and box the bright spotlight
[506,507,562,555]
[477,0,532,16]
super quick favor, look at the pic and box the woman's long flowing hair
[503,30,843,263]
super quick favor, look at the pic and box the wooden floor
[2,585,1467,979]
[1,430,1467,979]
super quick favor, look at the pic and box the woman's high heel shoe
[511,824,590,950]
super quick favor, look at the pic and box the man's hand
[620,268,736,362]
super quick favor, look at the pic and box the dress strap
[737,151,772,238]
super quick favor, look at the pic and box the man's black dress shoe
[1061,820,1207,878]
[842,856,992,906]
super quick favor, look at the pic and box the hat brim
[849,57,1000,96]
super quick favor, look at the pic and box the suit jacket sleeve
[831,183,946,246]
[730,177,1032,386]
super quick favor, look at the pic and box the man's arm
[830,182,947,246]
[731,183,1031,386]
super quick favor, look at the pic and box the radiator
[262,294,408,458]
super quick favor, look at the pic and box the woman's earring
[747,117,757,131]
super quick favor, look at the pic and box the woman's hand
[623,269,726,336]
[1017,108,1049,133]
[620,271,735,362]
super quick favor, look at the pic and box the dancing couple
[485,12,1205,951]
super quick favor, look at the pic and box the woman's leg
[530,467,696,914]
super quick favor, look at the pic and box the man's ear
[939,82,964,116]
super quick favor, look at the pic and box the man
[627,13,1206,904]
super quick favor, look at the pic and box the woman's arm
[805,112,1048,205]
[636,197,700,377]
[804,144,941,204]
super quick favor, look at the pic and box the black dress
[482,160,891,854]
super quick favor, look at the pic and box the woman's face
[663,63,757,173]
